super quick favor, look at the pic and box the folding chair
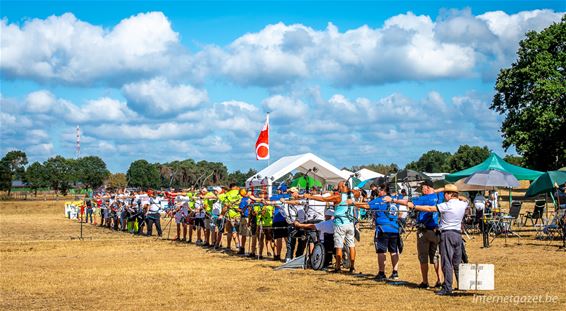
[523,200,545,226]
[540,209,566,242]
[506,201,523,228]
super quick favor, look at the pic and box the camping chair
[538,209,566,242]
[523,200,545,226]
[506,201,523,228]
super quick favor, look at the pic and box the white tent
[341,169,354,176]
[356,168,384,181]
[246,153,350,196]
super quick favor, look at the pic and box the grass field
[1,200,565,310]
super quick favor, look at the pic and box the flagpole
[267,112,270,168]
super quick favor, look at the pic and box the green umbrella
[525,170,566,197]
[290,176,323,189]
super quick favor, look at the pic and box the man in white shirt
[281,187,307,262]
[409,184,468,296]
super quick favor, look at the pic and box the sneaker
[389,271,399,280]
[374,272,387,281]
[258,256,264,260]
[285,258,292,263]
[237,248,245,255]
[248,253,257,258]
[434,281,443,289]
[435,289,452,296]
[273,255,281,261]
[187,239,192,244]
[417,282,429,289]
[348,267,357,274]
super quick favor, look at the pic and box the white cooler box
[459,263,494,290]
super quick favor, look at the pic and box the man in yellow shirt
[253,193,274,259]
[222,183,242,251]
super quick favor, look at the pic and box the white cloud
[27,143,54,156]
[1,12,185,85]
[122,77,208,116]
[1,10,561,88]
[262,95,308,120]
[25,90,137,123]
[25,90,56,113]
[199,9,562,87]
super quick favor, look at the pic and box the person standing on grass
[408,184,468,296]
[173,199,190,241]
[222,184,243,251]
[84,195,93,224]
[388,179,443,289]
[355,184,400,281]
[237,189,252,255]
[252,195,274,259]
[305,181,358,273]
[146,195,162,237]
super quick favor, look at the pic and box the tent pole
[509,187,512,212]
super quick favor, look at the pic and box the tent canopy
[445,153,543,182]
[245,153,349,190]
[525,170,566,197]
[356,168,384,181]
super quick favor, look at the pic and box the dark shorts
[250,216,258,235]
[374,231,400,254]
[193,218,205,228]
[272,220,288,239]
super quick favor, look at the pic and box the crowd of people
[77,180,472,296]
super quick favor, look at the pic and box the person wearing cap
[408,184,468,296]
[355,184,400,281]
[387,179,443,288]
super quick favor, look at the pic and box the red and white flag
[255,114,269,160]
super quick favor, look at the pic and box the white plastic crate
[459,263,494,290]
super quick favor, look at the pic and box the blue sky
[1,1,565,172]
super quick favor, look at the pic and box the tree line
[0,144,524,195]
[0,150,257,195]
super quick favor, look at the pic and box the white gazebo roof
[356,168,384,181]
[246,153,350,191]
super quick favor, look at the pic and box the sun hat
[288,187,299,193]
[444,184,458,193]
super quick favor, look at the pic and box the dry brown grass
[1,200,565,311]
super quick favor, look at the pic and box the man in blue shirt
[388,179,443,288]
[356,184,400,281]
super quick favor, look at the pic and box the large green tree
[446,145,491,172]
[127,160,160,189]
[76,156,110,189]
[0,150,28,195]
[491,16,566,170]
[107,173,128,189]
[43,156,75,195]
[406,150,451,173]
[26,162,49,196]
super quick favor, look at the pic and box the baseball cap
[422,180,434,188]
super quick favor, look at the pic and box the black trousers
[285,226,306,260]
[146,214,162,237]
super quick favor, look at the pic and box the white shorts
[334,223,355,249]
